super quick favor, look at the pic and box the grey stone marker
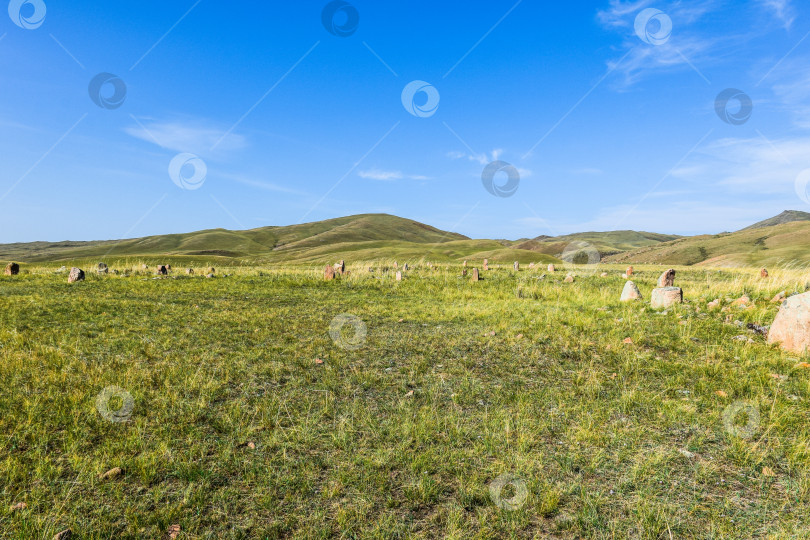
[651,287,683,308]
[68,267,85,283]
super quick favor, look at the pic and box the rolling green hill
[0,214,563,266]
[513,230,680,258]
[605,219,810,267]
[740,210,810,230]
[5,211,809,268]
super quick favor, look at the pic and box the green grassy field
[1,262,809,538]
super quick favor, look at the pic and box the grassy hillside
[0,214,473,264]
[515,231,680,258]
[8,211,810,269]
[741,210,810,231]
[2,263,810,537]
[605,220,810,268]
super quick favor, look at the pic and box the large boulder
[621,281,643,302]
[156,265,168,276]
[651,287,682,309]
[4,262,19,275]
[324,265,335,281]
[768,292,810,354]
[657,269,676,288]
[68,267,85,283]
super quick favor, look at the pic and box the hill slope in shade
[740,210,810,230]
[514,230,680,257]
[605,220,810,267]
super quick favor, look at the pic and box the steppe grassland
[1,262,809,538]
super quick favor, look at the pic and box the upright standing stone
[548,264,556,273]
[768,291,810,354]
[4,262,19,275]
[760,268,769,278]
[156,265,168,276]
[393,262,398,269]
[97,263,108,274]
[403,263,409,271]
[471,268,479,281]
[621,281,643,302]
[651,287,683,309]
[186,268,194,275]
[324,265,335,281]
[462,269,467,276]
[483,259,489,271]
[68,267,85,283]
[463,260,467,267]
[338,260,345,275]
[626,266,634,277]
[514,261,519,271]
[657,269,676,288]
[166,264,172,272]
[395,271,402,281]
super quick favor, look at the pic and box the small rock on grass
[68,268,85,283]
[99,467,122,480]
[620,281,643,302]
[163,524,181,540]
[53,530,72,540]
[10,502,26,511]
[678,449,695,459]
[731,295,751,307]
[651,287,682,309]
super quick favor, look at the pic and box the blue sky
[1,0,810,243]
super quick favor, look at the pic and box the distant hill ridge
[1,211,808,267]
[740,210,810,230]
[606,210,810,267]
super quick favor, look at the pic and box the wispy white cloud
[358,169,431,181]
[769,64,810,128]
[220,172,306,195]
[124,119,247,154]
[447,148,505,165]
[696,136,809,194]
[597,0,792,87]
[569,167,604,175]
[758,0,795,29]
